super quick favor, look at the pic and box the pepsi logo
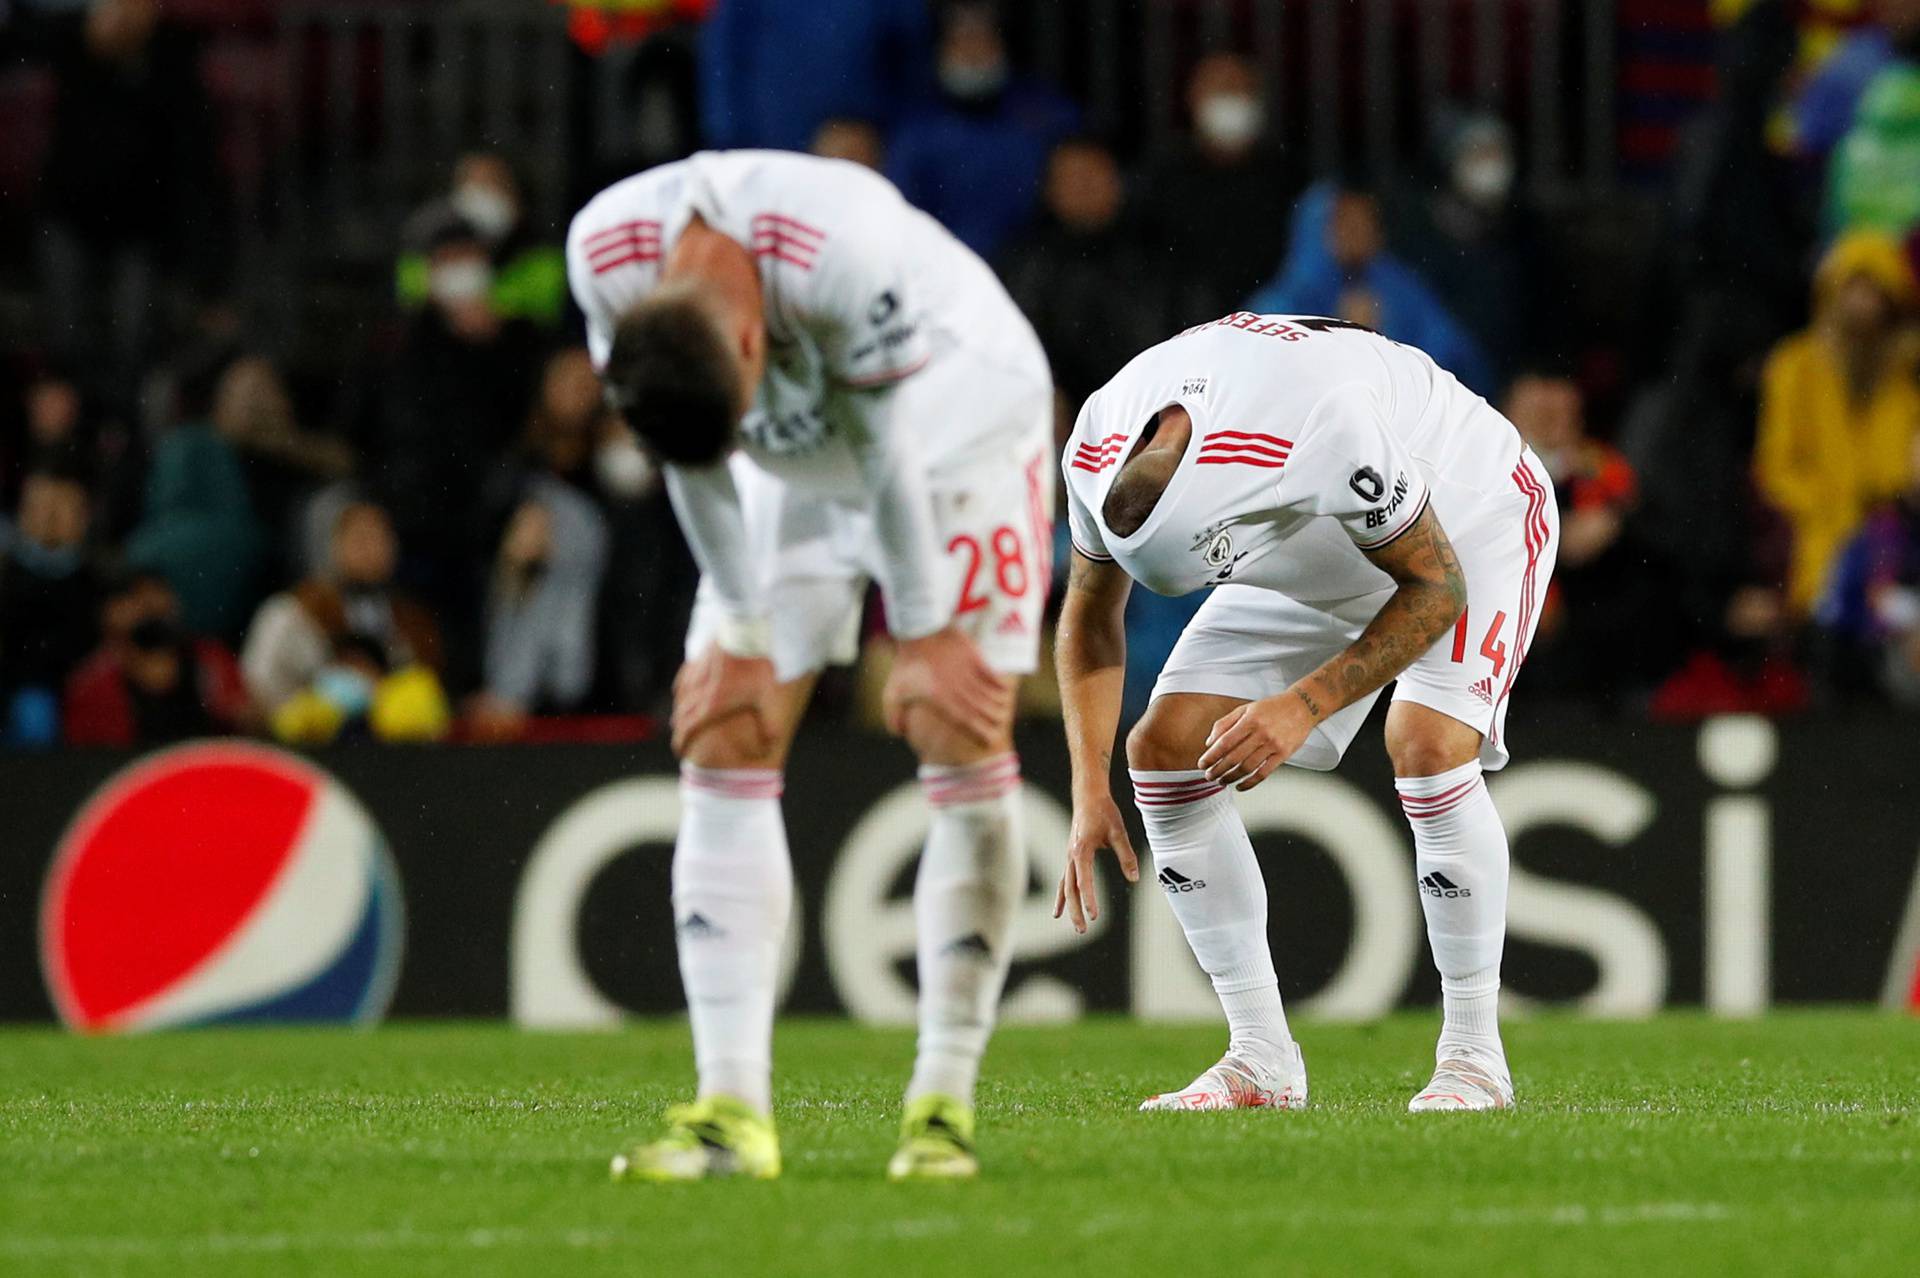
[39,742,403,1032]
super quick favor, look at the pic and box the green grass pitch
[2,1013,1916,1276]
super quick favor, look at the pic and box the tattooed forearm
[1057,551,1135,792]
[1290,505,1467,722]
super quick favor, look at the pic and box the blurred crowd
[3,0,1920,751]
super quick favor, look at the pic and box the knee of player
[903,701,1014,767]
[679,716,786,771]
[1125,708,1197,773]
[1384,722,1478,779]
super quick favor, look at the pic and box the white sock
[674,765,793,1115]
[1397,759,1509,1062]
[1131,769,1292,1063]
[906,754,1024,1107]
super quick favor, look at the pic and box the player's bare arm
[1198,504,1468,789]
[1053,551,1140,932]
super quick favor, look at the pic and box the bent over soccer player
[1053,313,1558,1112]
[568,151,1054,1179]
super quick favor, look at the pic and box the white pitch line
[0,1227,621,1259]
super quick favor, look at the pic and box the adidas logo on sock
[1468,677,1494,706]
[941,932,993,959]
[1418,872,1471,899]
[677,912,725,938]
[1158,867,1207,893]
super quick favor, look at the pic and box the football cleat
[609,1095,781,1182]
[1139,1043,1308,1112]
[1408,1053,1514,1112]
[886,1093,979,1181]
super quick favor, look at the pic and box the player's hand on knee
[1054,791,1138,933]
[1198,693,1314,790]
[670,644,776,756]
[883,625,1010,746]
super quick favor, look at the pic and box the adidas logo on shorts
[996,611,1028,636]
[1468,677,1494,706]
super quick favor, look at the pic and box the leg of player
[611,674,817,1183]
[1387,701,1515,1113]
[1126,693,1307,1112]
[886,690,1025,1181]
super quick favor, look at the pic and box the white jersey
[1064,313,1525,607]
[567,149,1047,500]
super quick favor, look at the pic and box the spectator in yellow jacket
[1755,231,1920,616]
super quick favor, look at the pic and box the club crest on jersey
[1190,522,1248,583]
[1189,523,1236,569]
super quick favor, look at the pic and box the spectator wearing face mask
[1136,53,1304,324]
[63,569,250,747]
[1249,180,1494,395]
[398,153,568,328]
[0,466,100,744]
[268,629,452,746]
[1394,112,1546,388]
[240,499,444,719]
[887,1,1080,259]
[348,211,543,668]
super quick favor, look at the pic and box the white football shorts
[686,353,1055,681]
[1150,448,1560,771]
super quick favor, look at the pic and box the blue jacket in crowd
[1248,183,1494,397]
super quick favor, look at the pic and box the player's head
[605,269,760,467]
[1102,405,1193,538]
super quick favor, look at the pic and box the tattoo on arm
[1293,505,1467,721]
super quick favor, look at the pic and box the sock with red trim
[674,764,793,1115]
[1131,768,1292,1062]
[907,753,1025,1106]
[1396,759,1508,1060]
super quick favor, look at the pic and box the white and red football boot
[1408,1050,1514,1112]
[1139,1042,1308,1112]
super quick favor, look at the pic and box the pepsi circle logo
[40,742,404,1031]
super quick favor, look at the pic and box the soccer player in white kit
[1053,313,1558,1112]
[567,151,1054,1179]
